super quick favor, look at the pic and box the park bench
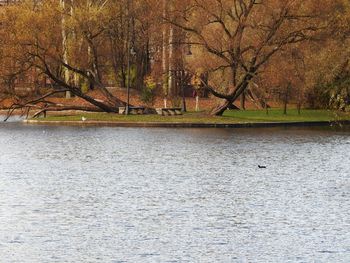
[155,107,182,116]
[118,106,146,115]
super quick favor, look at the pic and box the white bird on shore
[81,116,87,121]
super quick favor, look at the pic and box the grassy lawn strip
[223,109,350,122]
[37,111,243,123]
[35,109,350,124]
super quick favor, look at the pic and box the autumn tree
[170,0,337,115]
[0,0,161,114]
[0,0,347,115]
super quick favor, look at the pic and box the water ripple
[0,125,349,262]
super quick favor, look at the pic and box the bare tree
[169,0,331,115]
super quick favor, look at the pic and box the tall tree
[170,0,336,115]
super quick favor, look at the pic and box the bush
[140,76,156,105]
[310,75,350,110]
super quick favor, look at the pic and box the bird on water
[258,165,267,169]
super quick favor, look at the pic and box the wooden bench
[119,106,146,115]
[156,107,182,116]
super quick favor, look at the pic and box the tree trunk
[297,86,301,115]
[60,0,71,99]
[42,66,123,112]
[240,92,246,110]
[283,99,287,115]
[162,0,168,102]
[195,95,199,111]
[211,99,232,116]
[283,84,290,115]
[283,97,287,114]
[181,71,186,112]
[32,105,104,119]
[227,102,240,110]
[210,83,250,115]
[168,23,174,103]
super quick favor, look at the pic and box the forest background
[0,0,350,116]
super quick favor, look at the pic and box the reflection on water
[0,124,349,262]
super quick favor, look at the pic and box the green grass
[36,109,350,124]
[222,109,350,122]
[38,111,235,123]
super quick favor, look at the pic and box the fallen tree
[3,88,108,121]
[2,54,128,121]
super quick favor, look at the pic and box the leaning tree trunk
[43,65,124,113]
[210,74,253,116]
[211,99,233,116]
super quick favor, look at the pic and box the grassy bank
[223,109,350,122]
[32,109,350,124]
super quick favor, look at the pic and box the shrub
[310,75,350,110]
[140,76,156,105]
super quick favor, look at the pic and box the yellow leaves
[190,73,202,88]
[144,75,156,90]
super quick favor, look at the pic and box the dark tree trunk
[227,102,240,110]
[240,92,246,110]
[72,90,118,112]
[43,66,123,112]
[180,70,187,112]
[283,83,292,115]
[283,99,287,115]
[209,73,253,116]
[283,86,289,115]
[211,99,232,116]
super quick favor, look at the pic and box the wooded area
[0,0,350,116]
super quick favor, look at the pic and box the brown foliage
[0,0,348,115]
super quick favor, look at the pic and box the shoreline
[23,119,350,128]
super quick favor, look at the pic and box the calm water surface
[0,120,349,262]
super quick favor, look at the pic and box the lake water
[0,120,349,262]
